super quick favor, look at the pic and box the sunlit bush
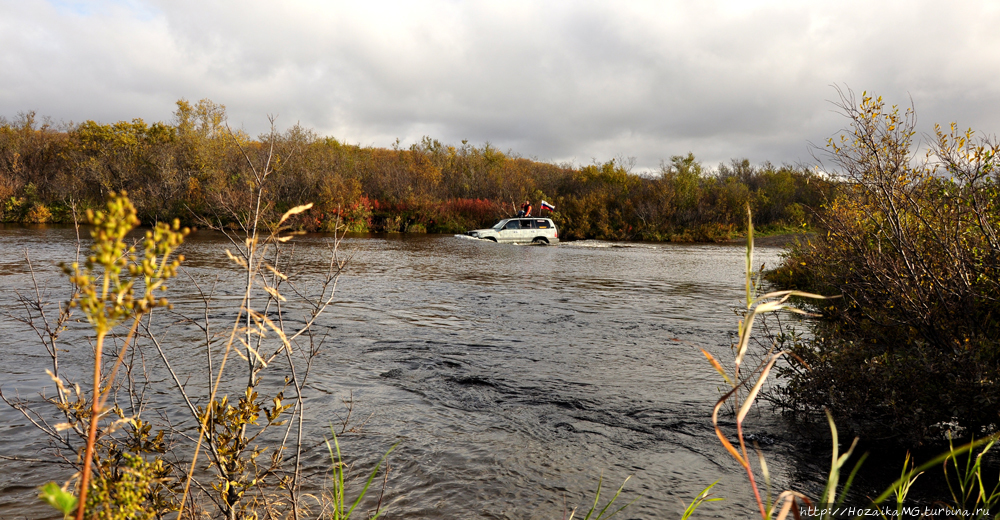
[768,90,1000,445]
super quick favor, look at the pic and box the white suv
[467,218,560,244]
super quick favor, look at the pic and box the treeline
[0,99,834,239]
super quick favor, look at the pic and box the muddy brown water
[0,228,822,519]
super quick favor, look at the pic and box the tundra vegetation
[5,90,1000,518]
[766,89,1000,448]
[0,99,832,241]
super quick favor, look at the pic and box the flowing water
[0,227,821,519]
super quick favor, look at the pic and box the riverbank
[722,231,815,247]
[1,104,836,242]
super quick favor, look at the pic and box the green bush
[767,89,1000,446]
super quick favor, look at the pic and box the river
[0,227,819,519]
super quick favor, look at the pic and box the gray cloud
[3,0,999,171]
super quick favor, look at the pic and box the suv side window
[521,219,535,229]
[536,220,549,229]
[504,220,521,230]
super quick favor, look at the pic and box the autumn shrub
[24,202,52,223]
[767,90,1000,446]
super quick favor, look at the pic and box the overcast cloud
[2,0,999,171]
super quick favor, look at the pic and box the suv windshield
[492,220,508,230]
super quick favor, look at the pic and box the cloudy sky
[2,0,999,171]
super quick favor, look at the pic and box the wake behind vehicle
[466,217,560,244]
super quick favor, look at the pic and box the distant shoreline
[722,232,815,248]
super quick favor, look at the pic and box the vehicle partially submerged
[466,217,560,244]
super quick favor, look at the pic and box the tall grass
[568,474,636,520]
[695,205,831,518]
[323,429,396,519]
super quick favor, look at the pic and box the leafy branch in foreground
[697,205,832,519]
[66,193,187,520]
[5,117,353,519]
[169,120,350,520]
[20,191,189,520]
